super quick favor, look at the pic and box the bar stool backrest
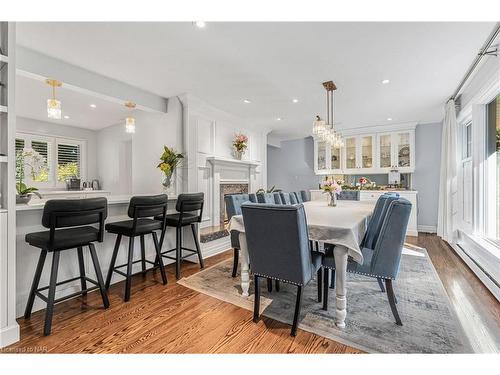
[128,194,169,233]
[176,193,204,222]
[42,198,108,244]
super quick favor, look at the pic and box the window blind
[57,143,81,181]
[15,138,25,181]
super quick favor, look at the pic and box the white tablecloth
[228,200,375,264]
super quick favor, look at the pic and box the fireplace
[219,183,249,225]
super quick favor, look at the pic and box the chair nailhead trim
[254,273,303,286]
[323,266,394,280]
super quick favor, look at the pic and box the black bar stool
[24,198,110,336]
[156,193,204,279]
[105,194,168,302]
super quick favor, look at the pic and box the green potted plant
[16,148,44,204]
[157,146,184,191]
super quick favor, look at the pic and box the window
[464,122,472,159]
[486,94,500,239]
[57,142,81,182]
[15,132,85,188]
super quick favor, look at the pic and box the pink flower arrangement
[233,133,248,152]
[320,180,342,194]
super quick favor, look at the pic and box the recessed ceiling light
[387,117,392,121]
[195,21,206,28]
[382,79,390,84]
[243,99,251,104]
[292,99,299,103]
[63,115,70,119]
[276,117,282,121]
[90,104,97,108]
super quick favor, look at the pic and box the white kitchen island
[15,194,201,318]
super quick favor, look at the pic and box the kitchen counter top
[16,194,178,211]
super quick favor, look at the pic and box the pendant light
[124,101,136,133]
[312,80,344,147]
[46,79,62,120]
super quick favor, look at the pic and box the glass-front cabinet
[316,140,327,172]
[376,130,414,172]
[330,143,342,171]
[314,139,343,174]
[313,125,415,175]
[378,133,393,169]
[344,137,357,170]
[360,135,375,169]
[395,132,412,169]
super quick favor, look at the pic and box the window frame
[15,131,87,190]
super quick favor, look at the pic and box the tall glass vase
[327,192,337,207]
[162,173,176,196]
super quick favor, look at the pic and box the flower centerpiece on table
[320,179,342,207]
[232,133,248,160]
[157,146,184,191]
[16,148,44,204]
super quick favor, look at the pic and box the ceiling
[16,22,496,141]
[16,73,133,129]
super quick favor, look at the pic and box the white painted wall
[16,116,99,182]
[96,98,183,195]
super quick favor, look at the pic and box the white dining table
[228,199,375,328]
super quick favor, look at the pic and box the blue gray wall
[267,124,443,231]
[267,137,319,193]
[413,122,442,231]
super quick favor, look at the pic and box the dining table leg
[239,232,251,297]
[333,245,348,328]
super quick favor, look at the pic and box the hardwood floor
[2,233,499,353]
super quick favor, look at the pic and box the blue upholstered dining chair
[273,192,283,204]
[336,190,360,201]
[293,192,303,203]
[225,194,258,277]
[279,192,293,205]
[324,192,400,289]
[256,193,275,204]
[321,198,412,326]
[299,190,309,202]
[241,203,323,336]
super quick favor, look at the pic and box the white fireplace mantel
[206,156,261,167]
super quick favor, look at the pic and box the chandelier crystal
[46,79,62,120]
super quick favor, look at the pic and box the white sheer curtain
[437,99,459,242]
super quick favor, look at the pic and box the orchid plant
[16,148,44,198]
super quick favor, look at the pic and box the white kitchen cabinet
[313,123,416,175]
[376,130,415,173]
[314,139,343,175]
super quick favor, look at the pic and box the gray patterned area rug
[178,245,472,353]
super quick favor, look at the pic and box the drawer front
[359,191,385,201]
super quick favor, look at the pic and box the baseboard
[406,229,419,237]
[418,225,437,233]
[450,242,500,302]
[0,323,20,348]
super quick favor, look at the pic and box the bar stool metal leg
[44,251,60,336]
[77,247,87,296]
[175,226,181,279]
[140,235,146,274]
[88,243,110,308]
[152,232,167,285]
[24,249,47,319]
[105,234,122,289]
[124,236,135,302]
[191,223,204,268]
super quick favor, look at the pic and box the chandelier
[46,79,62,120]
[124,101,136,133]
[312,81,344,148]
